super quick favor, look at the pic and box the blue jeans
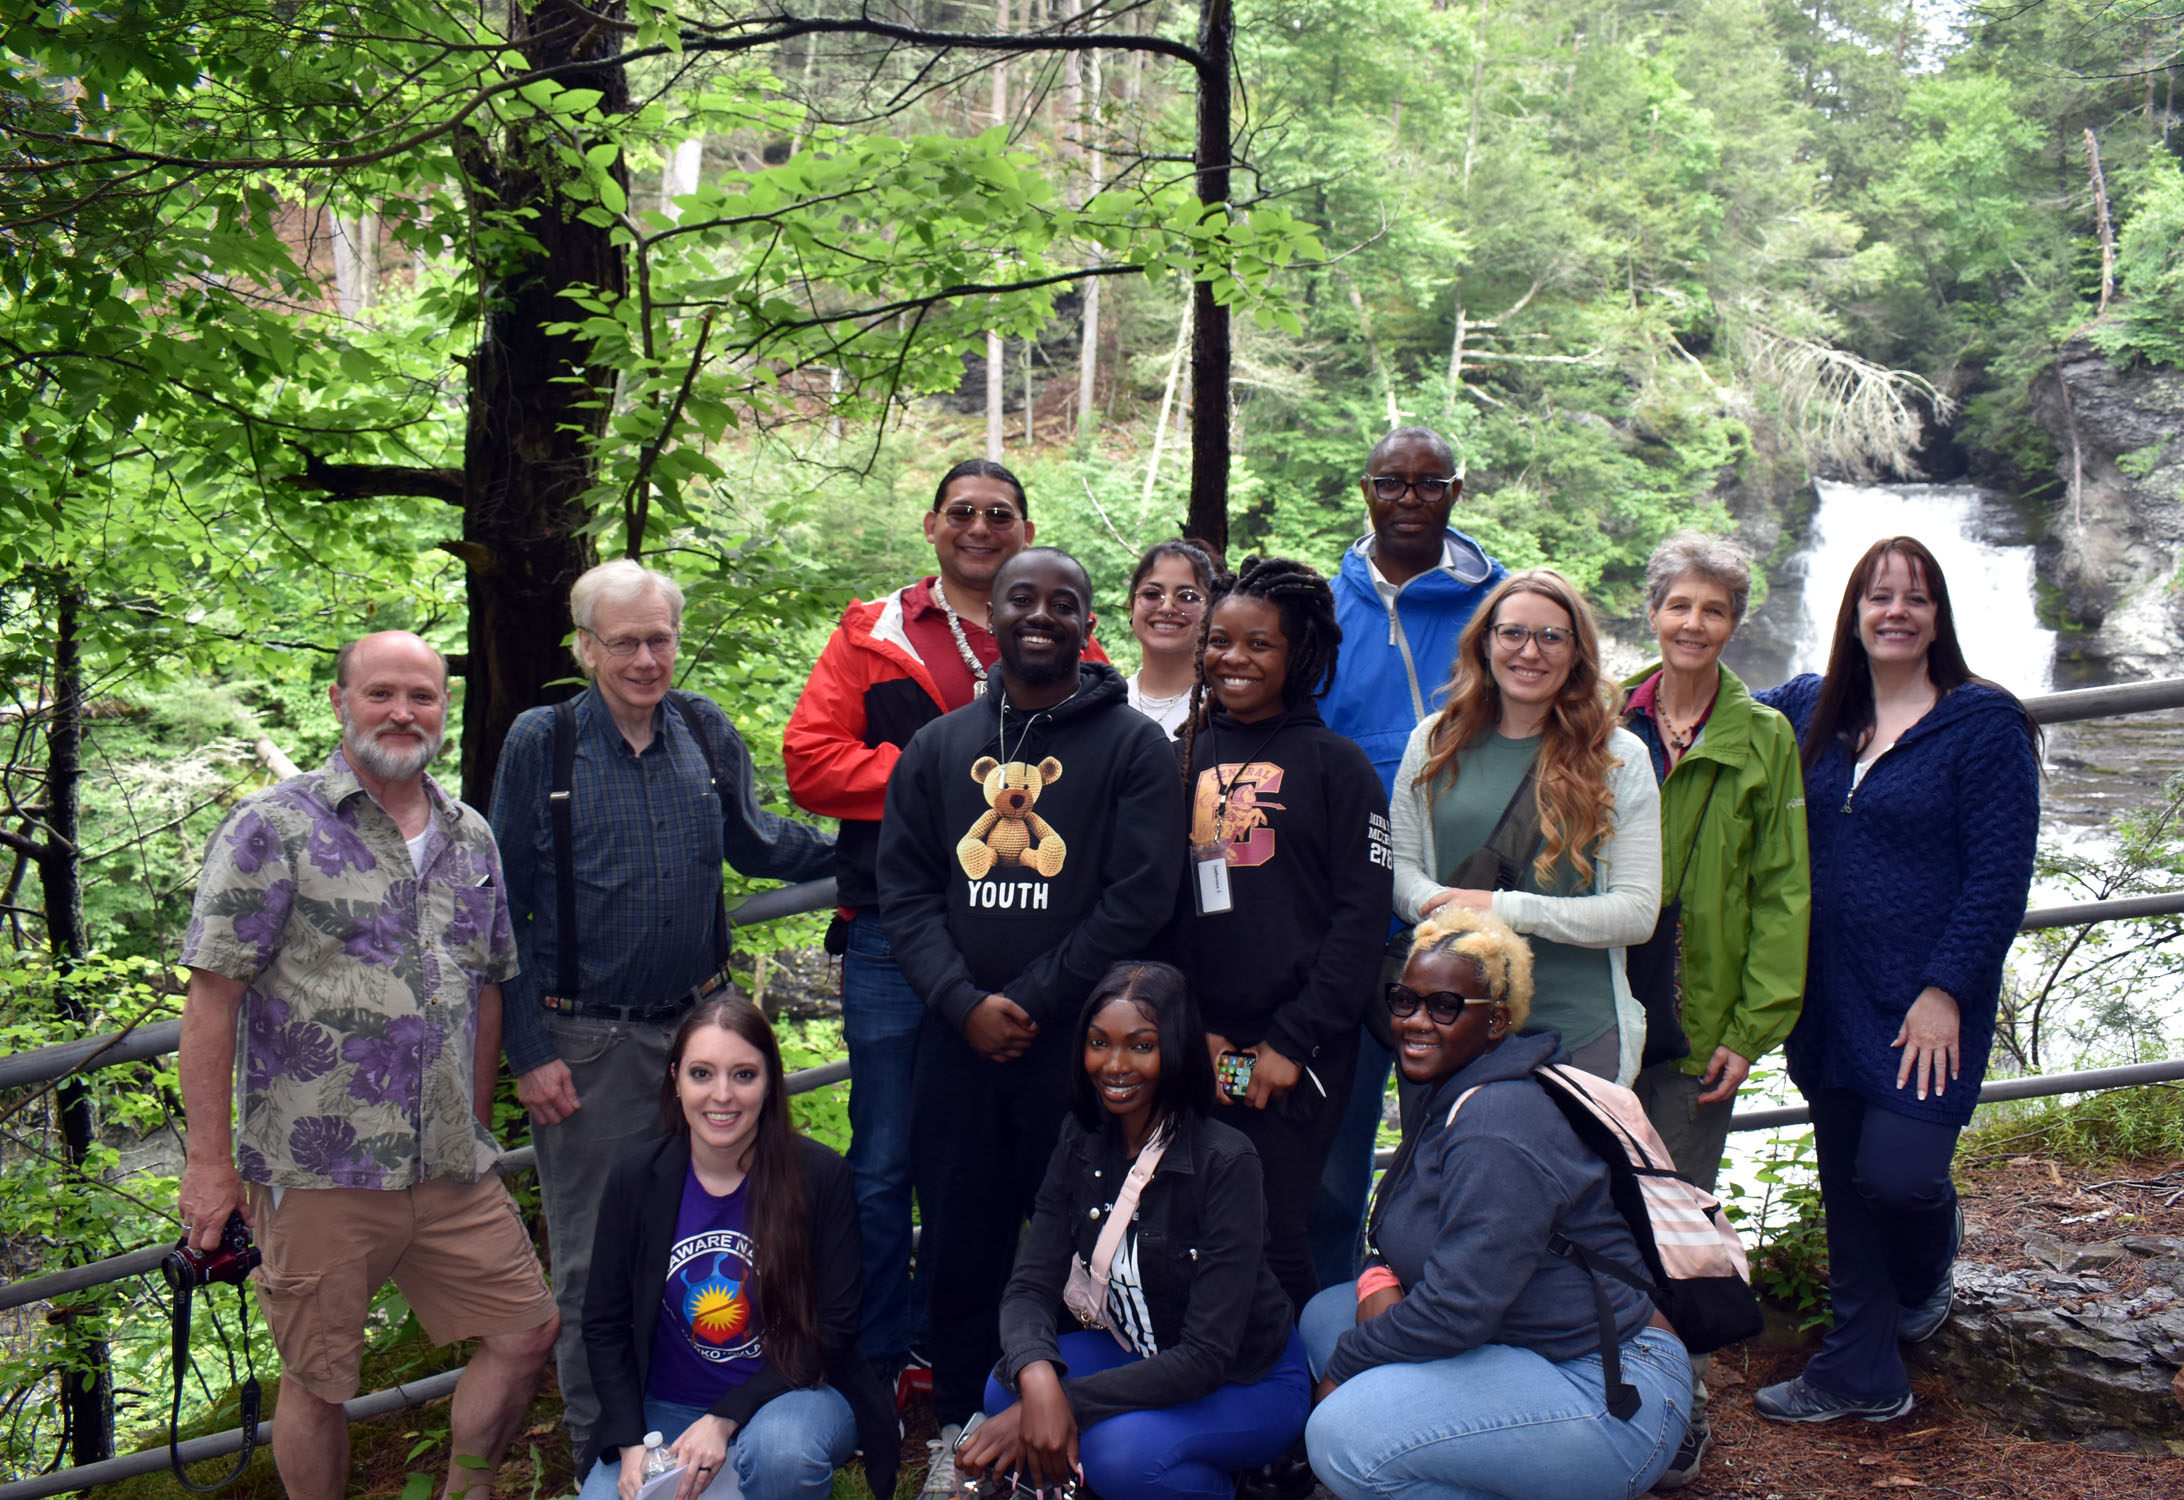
[573,1391,857,1500]
[842,911,927,1366]
[1802,1087,1962,1403]
[981,1329,1311,1500]
[1308,1037,1392,1288]
[1300,1285,1690,1500]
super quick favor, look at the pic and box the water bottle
[641,1431,677,1480]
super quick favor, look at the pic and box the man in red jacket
[785,458,1042,1383]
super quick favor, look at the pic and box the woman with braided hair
[1169,556,1395,1324]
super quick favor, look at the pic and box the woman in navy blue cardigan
[1755,537,2039,1424]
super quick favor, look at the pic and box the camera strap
[169,1277,260,1492]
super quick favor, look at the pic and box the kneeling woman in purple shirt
[959,961,1309,1500]
[575,997,897,1500]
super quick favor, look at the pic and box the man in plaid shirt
[490,559,833,1455]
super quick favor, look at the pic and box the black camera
[160,1211,261,1293]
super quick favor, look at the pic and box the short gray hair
[569,560,685,672]
[1644,532,1753,624]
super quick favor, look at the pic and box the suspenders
[548,691,733,1003]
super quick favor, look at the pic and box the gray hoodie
[1327,1031,1655,1381]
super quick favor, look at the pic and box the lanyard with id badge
[1191,718,1285,916]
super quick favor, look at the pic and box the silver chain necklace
[931,577,988,699]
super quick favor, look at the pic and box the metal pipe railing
[2023,675,2184,724]
[0,1059,851,1316]
[0,879,838,1094]
[0,1369,465,1500]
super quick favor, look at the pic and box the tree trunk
[452,1,628,808]
[46,581,111,1469]
[1066,12,1103,448]
[1185,0,1233,554]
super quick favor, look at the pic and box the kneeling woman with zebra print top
[957,961,1309,1500]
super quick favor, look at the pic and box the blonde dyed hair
[1412,568,1622,886]
[1408,907,1535,1031]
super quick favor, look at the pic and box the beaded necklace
[931,577,988,699]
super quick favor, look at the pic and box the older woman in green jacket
[1619,531,1811,1491]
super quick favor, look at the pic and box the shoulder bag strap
[551,696,580,998]
[1088,1132,1171,1287]
[670,690,735,971]
[1482,763,1545,889]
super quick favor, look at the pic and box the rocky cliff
[2030,337,2184,676]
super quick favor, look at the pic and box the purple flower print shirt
[180,752,519,1190]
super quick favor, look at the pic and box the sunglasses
[1384,983,1489,1025]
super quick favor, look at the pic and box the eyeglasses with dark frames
[1488,623,1575,655]
[1384,983,1488,1025]
[1366,475,1458,503]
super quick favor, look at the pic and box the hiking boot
[1899,1201,1964,1343]
[1754,1375,1914,1424]
[1652,1417,1709,1490]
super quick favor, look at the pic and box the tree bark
[1186,0,1233,554]
[450,1,628,808]
[46,581,111,1468]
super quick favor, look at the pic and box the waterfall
[1726,480,2056,697]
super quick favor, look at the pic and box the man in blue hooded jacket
[1309,425,1506,1288]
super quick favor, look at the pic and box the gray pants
[1633,1059,1738,1425]
[532,1011,679,1451]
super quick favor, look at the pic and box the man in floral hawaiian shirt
[176,631,558,1500]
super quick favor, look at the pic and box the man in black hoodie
[878,547,1185,1462]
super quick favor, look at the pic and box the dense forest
[2,0,2182,1480]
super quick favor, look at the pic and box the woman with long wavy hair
[1388,569,1662,1082]
[574,995,898,1500]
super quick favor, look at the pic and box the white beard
[341,715,443,781]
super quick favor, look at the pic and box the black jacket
[877,662,1185,1029]
[995,1113,1294,1429]
[577,1134,898,1499]
[1169,704,1393,1064]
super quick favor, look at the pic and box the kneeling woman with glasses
[1300,910,1691,1500]
[958,962,1310,1500]
[1389,569,1661,1082]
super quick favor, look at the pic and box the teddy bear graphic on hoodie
[956,755,1068,881]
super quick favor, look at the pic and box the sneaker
[921,1423,962,1499]
[1753,1375,1914,1423]
[1652,1417,1709,1491]
[1899,1201,1965,1343]
[1234,1454,1316,1500]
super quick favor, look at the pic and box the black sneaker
[1652,1417,1709,1491]
[1234,1454,1316,1500]
[1899,1201,1964,1343]
[1754,1375,1914,1423]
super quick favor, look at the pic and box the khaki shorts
[246,1175,556,1403]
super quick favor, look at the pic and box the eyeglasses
[1366,475,1458,503]
[1135,584,1207,609]
[582,628,680,659]
[1489,623,1575,655]
[938,503,1023,529]
[1385,984,1488,1025]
